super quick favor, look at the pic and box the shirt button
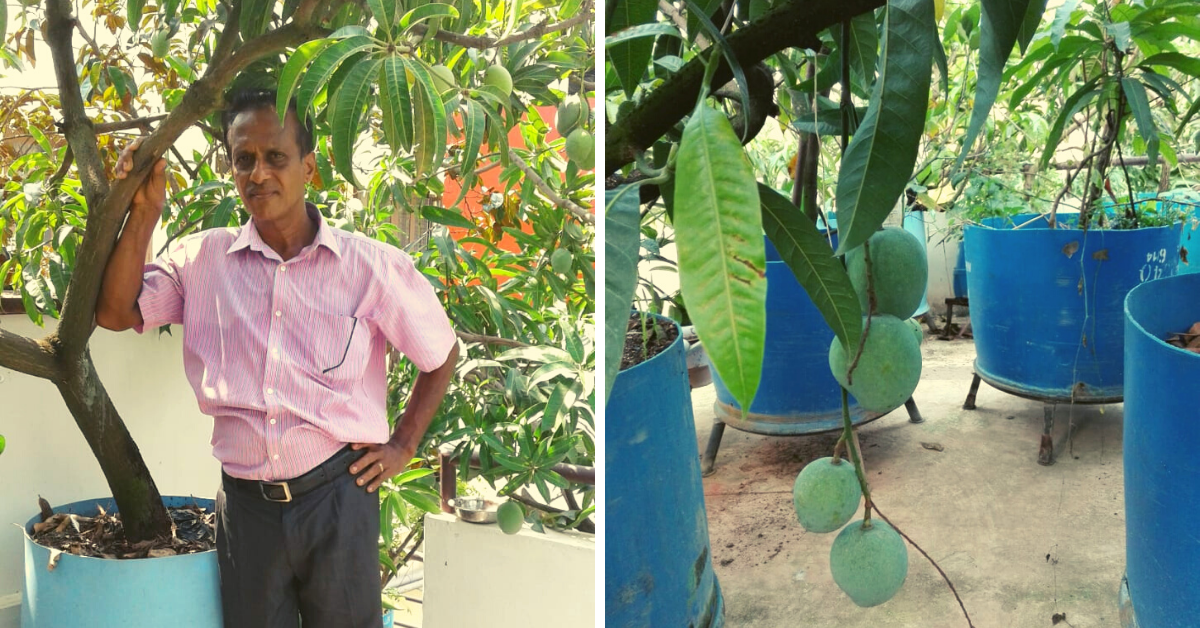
[273,454,280,460]
[267,388,275,395]
[269,419,277,425]
[279,265,286,272]
[275,310,282,317]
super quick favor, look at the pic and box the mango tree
[0,0,594,543]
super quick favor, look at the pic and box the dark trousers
[215,461,382,628]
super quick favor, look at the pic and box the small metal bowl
[448,498,499,524]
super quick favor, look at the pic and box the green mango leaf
[683,0,752,139]
[240,0,272,39]
[278,39,336,124]
[379,56,414,151]
[759,185,862,354]
[331,57,380,188]
[956,0,1039,171]
[408,61,448,178]
[1008,55,1078,110]
[0,2,7,46]
[127,0,145,31]
[202,197,237,230]
[367,0,396,33]
[933,31,949,95]
[791,106,870,136]
[605,22,682,47]
[295,36,374,120]
[1107,21,1131,52]
[1040,76,1101,169]
[675,106,766,410]
[834,12,879,87]
[607,0,659,97]
[1016,0,1048,54]
[1141,52,1200,80]
[1176,95,1200,138]
[460,98,486,179]
[602,184,642,400]
[400,3,459,28]
[1121,78,1158,169]
[834,0,935,255]
[421,205,475,229]
[1051,0,1079,48]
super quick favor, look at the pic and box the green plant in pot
[0,0,594,624]
[602,0,1056,618]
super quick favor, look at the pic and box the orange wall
[441,103,594,255]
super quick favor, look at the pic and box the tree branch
[92,114,169,134]
[508,151,594,224]
[72,16,101,57]
[605,0,884,175]
[455,330,533,348]
[413,8,593,49]
[0,327,61,381]
[45,0,108,205]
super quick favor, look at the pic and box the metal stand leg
[905,397,924,424]
[919,312,938,335]
[701,419,726,477]
[1039,403,1056,466]
[963,373,982,410]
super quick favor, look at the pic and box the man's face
[226,107,315,223]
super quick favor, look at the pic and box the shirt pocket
[304,311,371,383]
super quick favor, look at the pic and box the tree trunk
[53,348,172,542]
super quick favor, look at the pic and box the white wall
[422,512,595,627]
[0,316,218,628]
[923,210,964,317]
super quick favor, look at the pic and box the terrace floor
[695,329,1127,628]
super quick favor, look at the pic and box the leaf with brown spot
[1062,241,1079,258]
[1092,249,1108,261]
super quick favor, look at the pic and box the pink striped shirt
[136,204,456,481]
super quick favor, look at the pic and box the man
[95,88,459,628]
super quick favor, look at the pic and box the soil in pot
[30,498,215,559]
[620,313,679,370]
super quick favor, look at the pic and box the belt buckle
[260,481,292,503]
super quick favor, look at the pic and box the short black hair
[221,88,315,156]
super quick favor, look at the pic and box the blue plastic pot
[1120,273,1200,628]
[21,496,222,628]
[901,210,931,317]
[965,214,1181,402]
[953,244,968,299]
[606,314,723,627]
[711,232,878,434]
[1160,189,1200,275]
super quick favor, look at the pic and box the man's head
[221,89,316,223]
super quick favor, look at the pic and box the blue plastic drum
[606,314,723,627]
[1121,272,1200,627]
[965,214,1181,401]
[21,496,221,628]
[712,232,878,434]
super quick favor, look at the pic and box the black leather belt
[222,445,363,503]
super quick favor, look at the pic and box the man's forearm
[391,343,460,453]
[95,212,157,330]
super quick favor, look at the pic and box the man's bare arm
[95,140,167,331]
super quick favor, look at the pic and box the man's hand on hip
[348,440,415,493]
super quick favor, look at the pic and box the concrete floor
[695,334,1127,628]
